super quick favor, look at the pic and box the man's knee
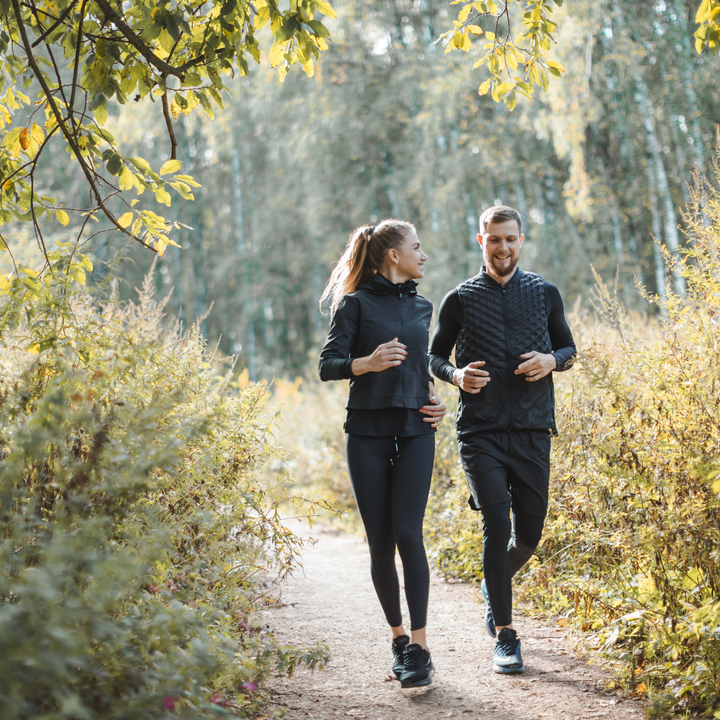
[514,512,545,549]
[481,503,513,543]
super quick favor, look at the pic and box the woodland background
[2,0,720,718]
[4,0,719,377]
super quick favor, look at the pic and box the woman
[318,219,445,688]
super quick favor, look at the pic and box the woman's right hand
[351,338,407,375]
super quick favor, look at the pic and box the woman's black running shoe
[391,634,410,679]
[399,644,435,687]
[493,627,524,674]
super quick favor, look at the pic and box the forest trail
[264,524,648,720]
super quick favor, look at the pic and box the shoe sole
[400,667,435,688]
[493,664,524,674]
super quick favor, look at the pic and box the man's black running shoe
[399,644,435,687]
[493,627,524,674]
[481,578,496,638]
[391,634,410,679]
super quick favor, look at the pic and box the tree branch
[30,0,79,47]
[93,0,205,81]
[161,88,178,160]
[11,0,155,252]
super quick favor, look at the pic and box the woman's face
[391,230,428,281]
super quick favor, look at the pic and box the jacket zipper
[502,285,513,430]
[399,292,406,402]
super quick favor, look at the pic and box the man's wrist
[452,369,460,387]
[351,357,368,376]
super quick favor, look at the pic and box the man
[429,205,576,674]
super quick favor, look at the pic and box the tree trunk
[648,164,667,303]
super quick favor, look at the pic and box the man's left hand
[420,394,447,427]
[515,351,557,382]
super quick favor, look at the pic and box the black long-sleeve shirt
[429,282,576,384]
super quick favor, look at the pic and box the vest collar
[359,272,418,296]
[478,266,524,289]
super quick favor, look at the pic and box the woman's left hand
[420,394,447,428]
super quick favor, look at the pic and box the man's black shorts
[457,430,551,516]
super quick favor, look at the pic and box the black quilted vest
[455,268,555,435]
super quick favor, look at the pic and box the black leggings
[345,434,435,631]
[482,502,545,628]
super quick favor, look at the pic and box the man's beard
[487,255,518,277]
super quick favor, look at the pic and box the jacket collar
[359,272,418,296]
[476,266,524,289]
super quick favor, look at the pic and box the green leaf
[106,153,123,176]
[275,18,299,42]
[160,159,182,176]
[93,95,108,126]
[0,236,6,251]
[306,20,330,37]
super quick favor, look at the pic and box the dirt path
[264,524,647,720]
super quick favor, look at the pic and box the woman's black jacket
[318,273,433,409]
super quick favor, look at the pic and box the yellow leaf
[269,41,286,68]
[155,237,168,256]
[71,266,86,286]
[0,236,6,251]
[314,0,337,19]
[478,79,492,95]
[56,210,70,226]
[254,6,270,29]
[155,186,172,206]
[19,128,29,151]
[119,166,134,191]
[467,24,483,35]
[118,211,133,228]
[696,0,712,22]
[6,87,18,110]
[30,123,44,144]
[458,3,472,23]
[160,159,182,175]
[303,58,315,77]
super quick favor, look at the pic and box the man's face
[478,219,524,279]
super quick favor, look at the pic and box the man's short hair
[479,205,522,235]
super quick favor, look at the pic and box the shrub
[0,270,328,719]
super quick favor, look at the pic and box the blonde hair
[320,219,416,313]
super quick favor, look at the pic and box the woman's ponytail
[320,219,416,314]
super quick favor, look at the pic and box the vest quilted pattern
[455,269,555,435]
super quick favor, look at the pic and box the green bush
[425,153,720,717]
[0,270,327,719]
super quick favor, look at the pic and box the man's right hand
[351,338,407,375]
[452,361,490,393]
